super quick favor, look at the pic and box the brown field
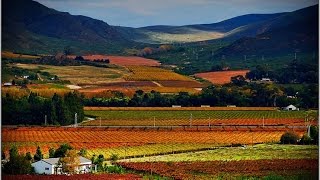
[2,51,40,60]
[69,55,160,66]
[195,70,250,84]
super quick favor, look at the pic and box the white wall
[31,161,54,174]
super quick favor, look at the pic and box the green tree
[280,131,299,144]
[79,148,87,157]
[33,146,43,161]
[3,147,33,174]
[25,152,33,161]
[49,147,55,158]
[54,144,73,158]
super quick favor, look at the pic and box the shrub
[280,131,299,144]
[105,165,125,174]
[299,134,312,145]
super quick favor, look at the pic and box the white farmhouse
[31,156,93,175]
[284,104,298,111]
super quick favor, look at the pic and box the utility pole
[262,116,265,128]
[153,117,156,128]
[74,113,77,127]
[209,117,211,128]
[189,113,193,127]
[294,52,297,60]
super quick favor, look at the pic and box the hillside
[2,0,137,54]
[130,13,285,43]
[214,5,318,58]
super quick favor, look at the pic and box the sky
[34,0,318,28]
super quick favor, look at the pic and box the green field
[120,144,318,162]
[85,110,307,120]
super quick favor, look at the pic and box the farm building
[3,82,12,86]
[284,105,298,111]
[31,156,93,175]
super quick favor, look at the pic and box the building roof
[36,156,91,165]
[286,104,296,108]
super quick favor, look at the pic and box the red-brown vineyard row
[119,159,318,179]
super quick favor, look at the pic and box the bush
[105,165,125,174]
[280,131,299,144]
[299,134,312,145]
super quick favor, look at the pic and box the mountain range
[2,0,318,57]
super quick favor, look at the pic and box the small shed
[284,105,298,111]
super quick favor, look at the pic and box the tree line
[2,92,84,125]
[84,83,318,109]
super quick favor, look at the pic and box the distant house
[201,105,210,107]
[227,105,236,107]
[261,78,271,82]
[3,82,12,86]
[23,75,29,79]
[172,105,181,108]
[31,156,93,175]
[284,105,298,111]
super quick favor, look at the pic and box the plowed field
[195,70,249,84]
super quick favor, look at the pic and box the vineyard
[84,110,307,120]
[81,118,314,126]
[118,159,318,179]
[124,66,195,81]
[2,127,305,158]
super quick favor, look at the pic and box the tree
[54,144,73,158]
[63,46,72,56]
[25,152,33,161]
[59,150,80,174]
[33,146,43,161]
[3,147,33,174]
[280,131,299,144]
[94,154,105,171]
[231,75,247,86]
[79,148,87,157]
[49,148,55,158]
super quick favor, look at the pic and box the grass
[13,63,130,85]
[84,110,307,120]
[118,144,318,162]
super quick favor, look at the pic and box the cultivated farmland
[195,70,250,84]
[124,66,195,81]
[13,63,129,85]
[69,55,161,66]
